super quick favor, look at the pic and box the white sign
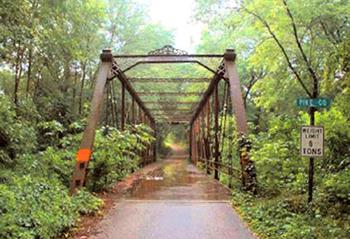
[300,126,324,157]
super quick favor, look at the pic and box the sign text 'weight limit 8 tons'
[300,126,324,157]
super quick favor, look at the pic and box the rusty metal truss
[137,92,202,96]
[144,101,199,104]
[112,45,226,76]
[129,77,211,83]
[149,108,193,111]
[71,45,257,195]
[152,111,193,115]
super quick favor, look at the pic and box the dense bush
[0,94,37,165]
[316,169,350,216]
[37,121,65,150]
[0,175,102,239]
[231,188,350,239]
[250,114,305,194]
[87,125,155,191]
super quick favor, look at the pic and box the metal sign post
[297,96,329,204]
[302,106,325,204]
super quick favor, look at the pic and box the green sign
[296,98,331,108]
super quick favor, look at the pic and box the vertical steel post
[145,116,149,164]
[202,112,206,162]
[224,50,248,133]
[131,98,135,124]
[214,83,220,180]
[140,110,146,165]
[189,124,193,162]
[206,100,211,174]
[191,124,196,163]
[196,119,200,163]
[308,107,315,203]
[198,116,202,162]
[194,123,197,163]
[110,80,117,127]
[121,82,125,130]
[70,49,112,194]
[138,105,142,124]
[194,119,197,162]
[141,110,145,123]
[190,124,193,162]
[200,108,207,173]
[224,49,256,191]
[153,121,157,162]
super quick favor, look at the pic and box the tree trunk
[33,71,42,102]
[26,48,33,97]
[72,69,78,114]
[14,45,24,106]
[79,62,87,114]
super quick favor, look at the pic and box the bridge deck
[88,148,257,239]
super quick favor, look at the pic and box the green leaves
[0,148,103,239]
[231,187,350,239]
[0,176,76,239]
[72,190,103,215]
[0,95,37,164]
[87,124,155,191]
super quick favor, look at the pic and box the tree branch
[242,6,313,97]
[282,0,319,97]
[243,71,262,107]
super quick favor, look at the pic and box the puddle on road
[145,176,164,181]
[127,159,231,200]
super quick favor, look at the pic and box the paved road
[90,152,256,239]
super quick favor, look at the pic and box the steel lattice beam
[129,78,211,83]
[116,70,155,123]
[144,101,199,104]
[153,114,192,117]
[137,92,202,96]
[150,108,193,111]
[113,54,224,58]
[190,74,220,125]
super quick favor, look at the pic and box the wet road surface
[91,152,256,239]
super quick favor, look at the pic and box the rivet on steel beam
[100,49,113,62]
[224,49,236,61]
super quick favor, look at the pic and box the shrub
[37,120,65,149]
[0,175,103,239]
[16,148,75,188]
[0,95,37,165]
[316,169,350,216]
[231,188,350,239]
[87,125,155,191]
[72,190,103,215]
[0,176,76,239]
